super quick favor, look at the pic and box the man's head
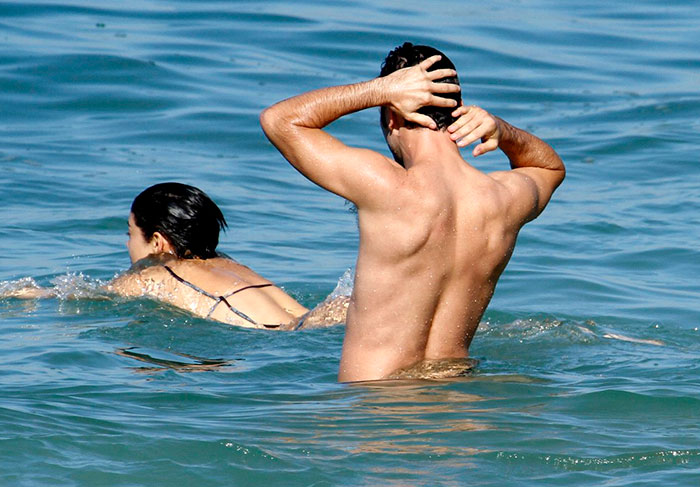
[379,42,462,132]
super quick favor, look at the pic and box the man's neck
[397,127,463,169]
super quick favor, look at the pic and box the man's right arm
[448,105,565,223]
[259,56,459,207]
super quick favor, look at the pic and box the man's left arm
[260,56,459,207]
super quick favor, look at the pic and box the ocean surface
[1,0,699,485]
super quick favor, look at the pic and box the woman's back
[109,256,308,328]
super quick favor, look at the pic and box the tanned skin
[261,55,565,381]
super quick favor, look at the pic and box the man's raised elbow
[259,106,278,138]
[554,157,566,188]
[260,105,301,148]
[544,149,565,189]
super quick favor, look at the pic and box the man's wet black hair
[131,182,227,259]
[379,42,461,130]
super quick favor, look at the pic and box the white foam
[329,268,354,299]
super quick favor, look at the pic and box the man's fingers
[448,106,477,129]
[428,68,457,80]
[448,106,474,130]
[418,55,442,70]
[474,138,498,156]
[430,95,458,108]
[406,113,437,130]
[454,121,495,148]
[449,117,481,141]
[456,133,482,148]
[430,81,460,94]
[446,104,501,152]
[450,105,469,119]
[450,125,477,144]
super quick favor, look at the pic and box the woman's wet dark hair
[131,182,227,259]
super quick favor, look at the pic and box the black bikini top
[162,265,281,328]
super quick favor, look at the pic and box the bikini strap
[162,265,274,327]
[163,265,218,300]
[214,284,274,324]
[215,296,258,324]
[221,283,274,299]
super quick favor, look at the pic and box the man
[261,43,565,382]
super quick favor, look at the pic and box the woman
[6,183,348,329]
[110,182,348,329]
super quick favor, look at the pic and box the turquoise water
[1,0,699,485]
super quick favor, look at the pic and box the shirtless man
[261,43,565,381]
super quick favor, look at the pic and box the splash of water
[0,273,108,301]
[329,268,354,299]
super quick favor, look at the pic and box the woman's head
[128,182,227,262]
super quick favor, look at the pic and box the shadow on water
[114,347,235,373]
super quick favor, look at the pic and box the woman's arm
[297,296,350,329]
[0,278,54,299]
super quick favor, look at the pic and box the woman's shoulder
[184,256,271,286]
[107,256,174,297]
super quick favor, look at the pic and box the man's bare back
[342,145,523,379]
[261,43,564,381]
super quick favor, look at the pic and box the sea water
[1,1,699,485]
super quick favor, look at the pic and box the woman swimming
[5,183,348,329]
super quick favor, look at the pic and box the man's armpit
[489,170,541,224]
